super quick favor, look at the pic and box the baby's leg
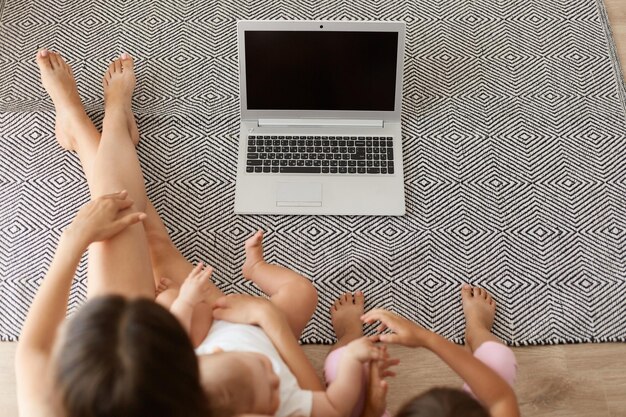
[242,230,318,338]
[461,285,518,394]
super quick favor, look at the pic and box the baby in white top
[156,230,385,417]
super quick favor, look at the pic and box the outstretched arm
[362,309,520,417]
[213,294,324,391]
[16,192,146,415]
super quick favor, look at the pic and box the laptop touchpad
[276,182,322,207]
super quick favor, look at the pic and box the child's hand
[361,309,432,348]
[363,353,391,417]
[177,262,214,307]
[213,294,283,328]
[66,191,146,247]
[344,337,382,363]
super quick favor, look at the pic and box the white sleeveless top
[196,320,313,417]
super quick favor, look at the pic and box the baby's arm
[310,338,382,417]
[362,309,520,417]
[168,262,214,335]
[213,294,324,391]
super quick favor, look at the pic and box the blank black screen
[245,31,398,111]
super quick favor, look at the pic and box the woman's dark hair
[395,387,489,417]
[55,295,210,417]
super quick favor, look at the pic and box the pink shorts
[323,341,517,417]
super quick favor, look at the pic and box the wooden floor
[1,1,625,416]
[1,342,625,416]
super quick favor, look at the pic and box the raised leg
[329,291,365,352]
[461,285,501,352]
[461,285,518,393]
[242,230,318,338]
[36,50,152,299]
[36,49,223,339]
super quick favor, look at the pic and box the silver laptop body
[234,20,406,215]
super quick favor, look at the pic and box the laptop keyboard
[245,135,395,174]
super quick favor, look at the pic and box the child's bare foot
[102,53,139,145]
[462,284,498,351]
[35,49,90,150]
[155,277,175,297]
[242,230,266,278]
[330,291,365,351]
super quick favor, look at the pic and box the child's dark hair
[395,387,489,417]
[54,295,211,417]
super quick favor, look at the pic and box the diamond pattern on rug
[1,0,625,345]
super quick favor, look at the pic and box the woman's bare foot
[35,49,90,150]
[102,53,139,145]
[330,291,365,352]
[462,284,500,352]
[242,230,266,278]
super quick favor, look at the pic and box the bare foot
[330,291,365,350]
[102,53,139,145]
[242,229,266,278]
[155,277,175,297]
[462,284,498,351]
[35,49,89,150]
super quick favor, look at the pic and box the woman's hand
[65,190,146,248]
[213,294,281,327]
[361,309,432,348]
[177,262,214,307]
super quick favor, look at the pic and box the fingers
[109,212,146,236]
[100,190,129,200]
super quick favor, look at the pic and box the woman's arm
[213,294,324,391]
[15,231,86,414]
[362,309,520,417]
[15,192,146,414]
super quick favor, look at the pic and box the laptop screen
[244,31,398,111]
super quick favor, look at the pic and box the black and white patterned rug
[1,0,625,345]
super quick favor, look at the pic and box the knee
[298,279,318,310]
[145,228,173,259]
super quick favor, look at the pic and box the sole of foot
[331,291,365,342]
[102,53,140,145]
[242,229,265,279]
[461,284,496,348]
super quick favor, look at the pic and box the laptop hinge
[258,118,384,128]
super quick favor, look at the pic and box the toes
[473,287,483,298]
[480,288,489,300]
[354,290,365,306]
[120,53,134,72]
[49,52,61,69]
[343,292,352,304]
[113,57,122,74]
[36,49,52,70]
[104,61,115,83]
[461,284,472,300]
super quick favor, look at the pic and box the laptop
[234,20,406,215]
